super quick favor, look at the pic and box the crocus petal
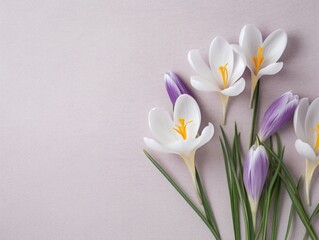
[231,44,247,66]
[305,98,319,147]
[243,145,269,203]
[239,24,263,72]
[168,72,191,96]
[220,77,245,96]
[195,123,215,149]
[149,108,178,144]
[188,50,213,81]
[174,95,201,139]
[166,123,214,155]
[166,139,199,156]
[262,29,287,66]
[229,50,246,85]
[190,76,221,92]
[165,73,182,105]
[209,37,234,85]
[294,98,309,142]
[258,91,299,141]
[257,62,283,79]
[295,139,317,161]
[144,138,174,154]
[261,91,292,125]
[164,72,192,105]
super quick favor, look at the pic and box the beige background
[0,0,318,239]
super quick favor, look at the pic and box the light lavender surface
[0,0,318,239]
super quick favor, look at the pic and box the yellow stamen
[253,46,264,74]
[311,124,319,152]
[173,118,193,140]
[219,63,228,88]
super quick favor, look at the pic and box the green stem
[249,80,260,147]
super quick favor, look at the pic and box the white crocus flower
[238,24,287,107]
[188,37,246,124]
[294,98,319,205]
[144,94,214,201]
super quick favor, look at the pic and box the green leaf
[220,137,241,240]
[271,180,281,240]
[260,143,318,240]
[195,168,220,236]
[220,126,254,240]
[303,202,319,239]
[285,178,302,240]
[143,150,221,240]
[262,148,283,240]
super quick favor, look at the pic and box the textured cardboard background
[0,0,318,239]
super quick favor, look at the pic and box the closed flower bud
[258,91,299,141]
[243,145,269,227]
[164,72,192,105]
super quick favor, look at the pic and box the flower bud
[243,145,269,205]
[258,91,299,141]
[164,72,192,105]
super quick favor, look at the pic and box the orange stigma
[312,124,319,152]
[173,118,193,140]
[253,46,264,74]
[219,63,229,88]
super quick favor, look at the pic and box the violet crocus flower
[258,91,299,141]
[164,72,192,105]
[243,145,269,227]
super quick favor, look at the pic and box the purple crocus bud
[243,145,269,227]
[164,72,192,105]
[258,91,299,141]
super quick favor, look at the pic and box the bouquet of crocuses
[143,25,319,239]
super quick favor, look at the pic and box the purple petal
[243,145,269,203]
[165,73,181,105]
[258,92,299,141]
[164,72,193,105]
[262,91,292,124]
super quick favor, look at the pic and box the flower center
[311,124,319,152]
[253,46,264,74]
[219,63,228,88]
[173,118,193,140]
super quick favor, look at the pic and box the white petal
[149,108,177,144]
[166,123,214,155]
[209,37,234,87]
[190,76,220,92]
[293,98,309,141]
[295,139,316,161]
[144,138,174,154]
[220,78,245,96]
[239,24,262,72]
[174,95,201,139]
[166,139,198,156]
[257,62,283,79]
[262,29,287,66]
[195,123,215,149]
[229,50,246,85]
[305,98,319,147]
[231,44,247,66]
[188,50,213,81]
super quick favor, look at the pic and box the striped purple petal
[164,72,192,105]
[243,145,269,203]
[258,91,299,141]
